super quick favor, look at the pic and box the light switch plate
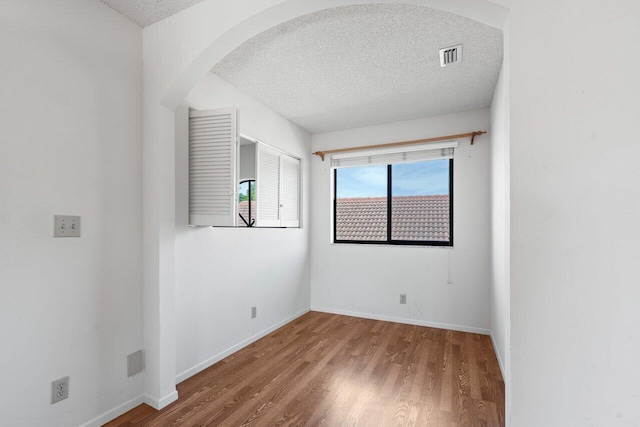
[54,215,81,237]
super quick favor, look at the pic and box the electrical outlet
[251,306,257,319]
[400,294,407,304]
[51,376,69,404]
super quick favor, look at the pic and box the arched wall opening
[142,1,510,424]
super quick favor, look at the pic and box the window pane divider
[387,164,392,242]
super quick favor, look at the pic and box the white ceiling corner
[99,0,207,28]
[212,4,504,134]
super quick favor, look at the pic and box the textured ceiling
[100,0,206,27]
[213,4,503,134]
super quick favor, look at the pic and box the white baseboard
[78,395,144,427]
[490,331,506,379]
[144,390,179,410]
[79,309,311,426]
[175,307,311,384]
[81,307,491,427]
[311,306,491,335]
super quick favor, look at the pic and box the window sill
[330,242,453,249]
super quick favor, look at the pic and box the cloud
[336,160,449,198]
[392,160,449,195]
[336,164,387,197]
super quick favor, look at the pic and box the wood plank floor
[105,312,504,426]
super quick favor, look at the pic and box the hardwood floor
[105,312,504,426]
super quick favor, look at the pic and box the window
[333,144,454,246]
[188,108,301,228]
[238,180,256,226]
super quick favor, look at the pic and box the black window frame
[333,159,454,247]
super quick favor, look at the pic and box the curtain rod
[313,130,486,161]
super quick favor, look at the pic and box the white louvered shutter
[256,144,281,227]
[189,108,237,226]
[280,154,300,227]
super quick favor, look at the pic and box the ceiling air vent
[439,44,463,67]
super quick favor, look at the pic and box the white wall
[142,1,640,425]
[500,1,640,425]
[310,109,491,333]
[490,61,509,374]
[141,0,507,406]
[0,1,143,426]
[174,73,311,381]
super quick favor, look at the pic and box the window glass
[335,165,387,241]
[391,160,450,242]
[238,180,256,226]
[334,159,452,246]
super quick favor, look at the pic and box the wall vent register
[439,44,462,67]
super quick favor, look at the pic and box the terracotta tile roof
[336,195,450,242]
[238,201,256,225]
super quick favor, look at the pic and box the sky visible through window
[336,159,449,198]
